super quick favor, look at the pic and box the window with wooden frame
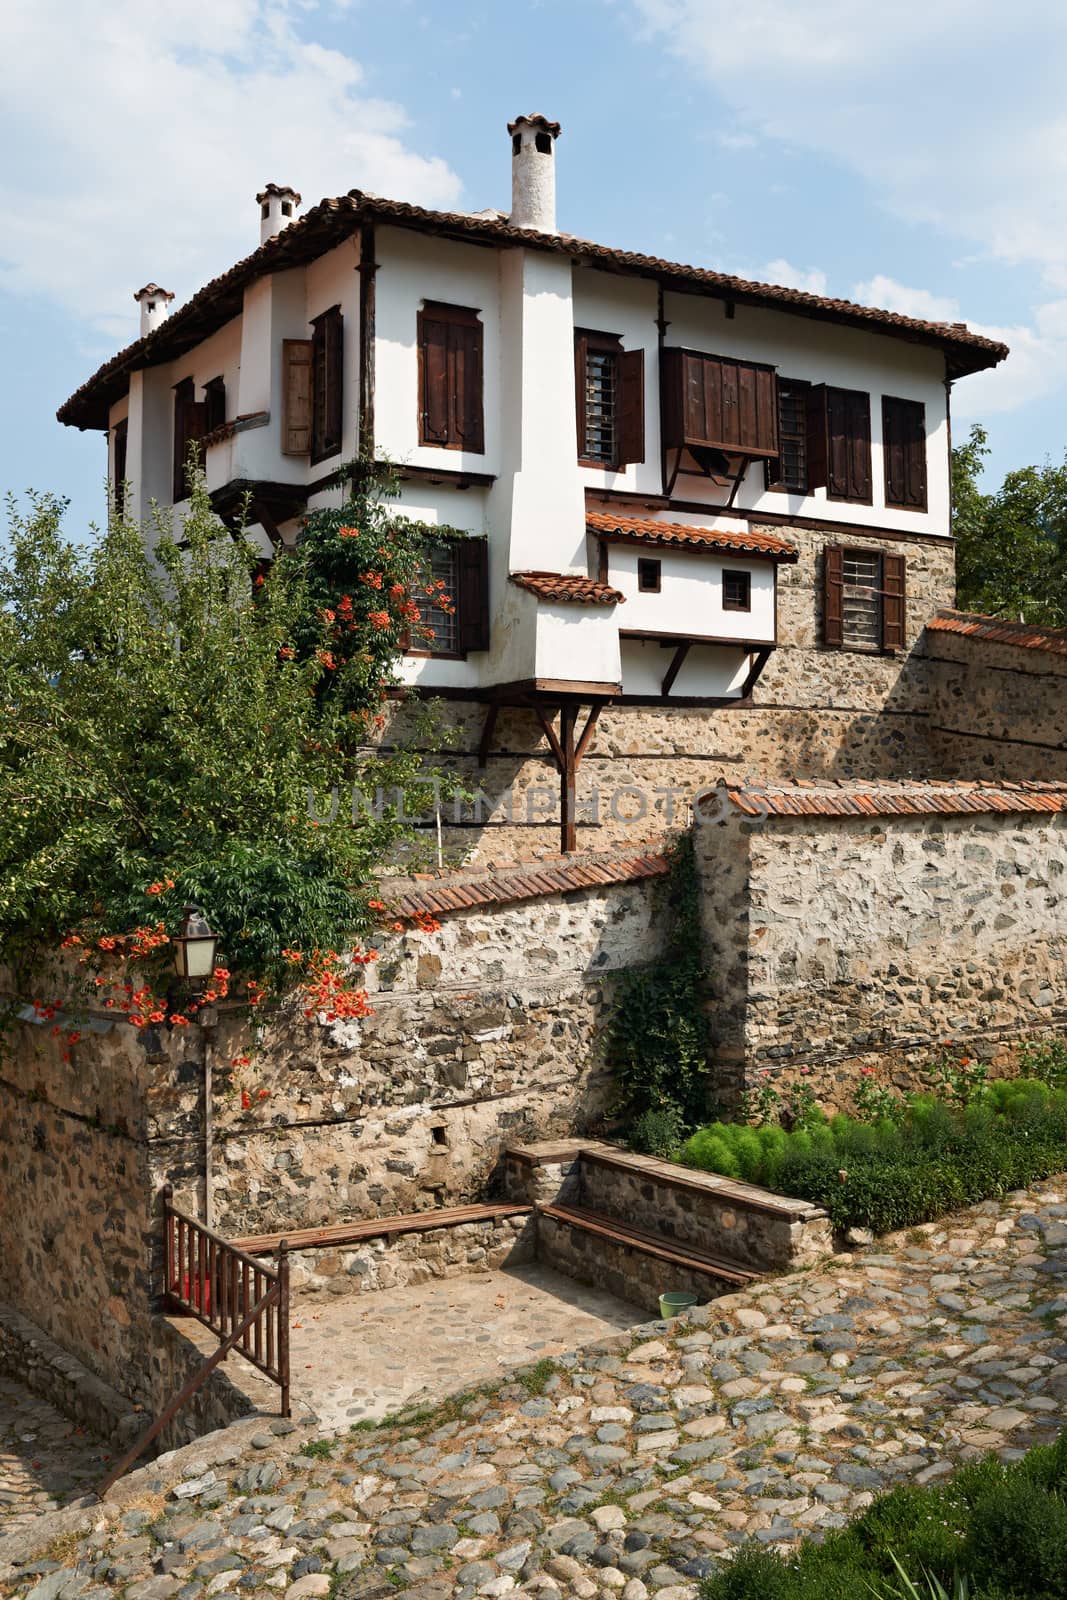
[765,377,810,493]
[172,376,206,501]
[882,396,927,511]
[112,418,128,516]
[637,557,661,593]
[407,538,490,658]
[806,385,872,504]
[311,306,343,463]
[204,375,226,434]
[722,570,752,612]
[417,302,484,453]
[574,329,644,469]
[823,545,906,653]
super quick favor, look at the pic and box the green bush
[628,1104,685,1158]
[680,1078,1067,1234]
[701,1434,1067,1600]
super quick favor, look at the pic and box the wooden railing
[96,1187,290,1498]
[162,1186,290,1404]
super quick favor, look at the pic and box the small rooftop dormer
[508,113,561,233]
[257,184,302,245]
[133,283,175,339]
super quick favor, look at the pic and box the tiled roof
[388,850,669,920]
[510,571,626,604]
[586,511,799,562]
[716,779,1067,820]
[58,191,1009,430]
[926,609,1067,659]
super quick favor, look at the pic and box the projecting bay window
[574,330,644,469]
[823,545,906,653]
[765,377,810,493]
[406,539,490,658]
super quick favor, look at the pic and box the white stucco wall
[620,639,751,699]
[604,545,775,643]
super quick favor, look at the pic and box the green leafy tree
[952,422,1067,626]
[0,461,457,1010]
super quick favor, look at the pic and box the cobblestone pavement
[0,1380,111,1539]
[273,1265,646,1430]
[7,1181,1067,1600]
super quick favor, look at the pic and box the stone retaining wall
[925,626,1067,783]
[0,1301,143,1450]
[534,1211,734,1316]
[696,797,1067,1105]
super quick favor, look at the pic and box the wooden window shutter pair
[661,349,778,458]
[806,386,872,503]
[418,303,485,453]
[823,545,906,651]
[882,396,927,511]
[282,309,343,459]
[112,418,128,515]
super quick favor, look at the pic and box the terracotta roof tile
[510,571,625,604]
[587,511,798,562]
[387,850,669,921]
[926,609,1067,659]
[714,779,1067,821]
[58,192,1009,431]
[507,113,562,137]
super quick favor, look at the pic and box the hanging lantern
[173,905,218,984]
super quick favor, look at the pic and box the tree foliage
[0,462,456,996]
[952,422,1067,626]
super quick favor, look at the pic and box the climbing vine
[606,834,711,1152]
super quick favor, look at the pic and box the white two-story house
[60,115,1007,854]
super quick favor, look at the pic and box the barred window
[841,550,883,652]
[583,347,618,464]
[413,544,459,655]
[766,377,810,493]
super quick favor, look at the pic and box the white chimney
[508,114,561,233]
[134,283,175,338]
[257,184,302,245]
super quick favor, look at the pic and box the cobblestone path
[5,1181,1067,1600]
[0,1380,111,1540]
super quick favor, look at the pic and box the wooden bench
[233,1201,533,1257]
[539,1202,760,1287]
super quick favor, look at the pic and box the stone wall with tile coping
[925,627,1067,784]
[274,1212,536,1301]
[696,801,1067,1105]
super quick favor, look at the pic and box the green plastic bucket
[659,1291,698,1321]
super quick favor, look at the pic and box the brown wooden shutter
[323,309,343,456]
[881,553,906,650]
[574,331,588,457]
[847,390,872,503]
[617,348,645,464]
[805,384,828,490]
[662,350,777,456]
[457,539,490,652]
[282,339,312,454]
[823,544,844,648]
[418,310,450,445]
[826,387,850,499]
[453,319,484,453]
[883,397,927,510]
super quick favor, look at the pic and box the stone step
[537,1202,760,1315]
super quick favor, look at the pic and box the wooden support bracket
[661,642,691,698]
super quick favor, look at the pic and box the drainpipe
[200,1012,218,1230]
[358,222,377,461]
[656,280,670,499]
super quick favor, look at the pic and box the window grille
[413,544,459,654]
[841,550,882,651]
[584,348,618,464]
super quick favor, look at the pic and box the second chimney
[257,184,302,245]
[508,114,561,233]
[134,283,175,338]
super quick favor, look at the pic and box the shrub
[701,1434,1067,1600]
[680,1078,1067,1234]
[629,1104,685,1158]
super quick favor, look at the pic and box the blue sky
[2,0,1065,537]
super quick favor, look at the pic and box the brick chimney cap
[507,113,562,139]
[134,283,175,303]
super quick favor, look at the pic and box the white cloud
[0,0,462,341]
[762,259,828,296]
[626,1,1067,287]
[851,276,960,324]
